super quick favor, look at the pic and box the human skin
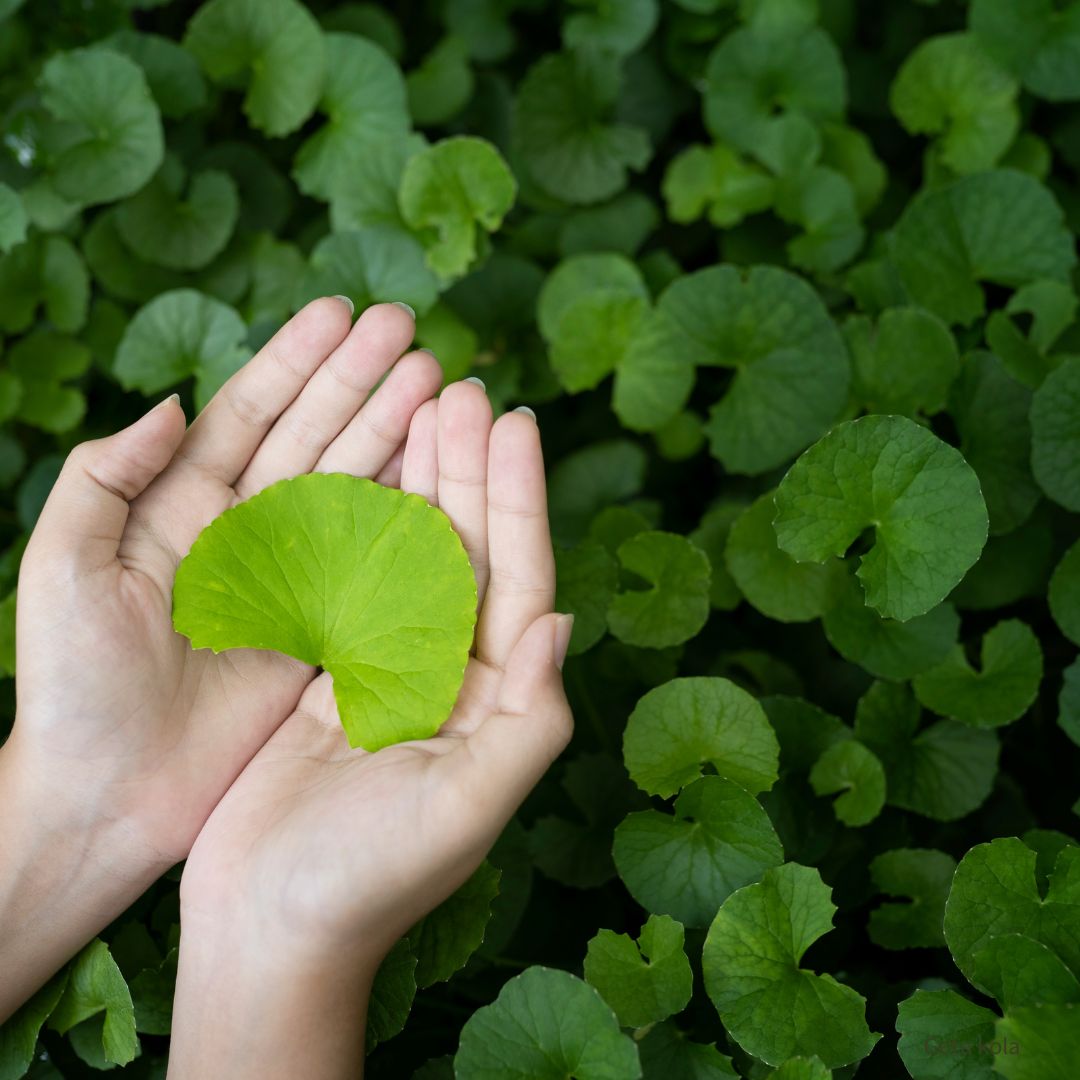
[0,298,571,1044]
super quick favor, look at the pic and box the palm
[181,385,571,955]
[15,300,442,865]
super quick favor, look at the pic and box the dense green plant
[1,0,1079,1076]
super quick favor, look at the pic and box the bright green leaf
[994,1003,1080,1079]
[972,934,1080,1011]
[399,137,517,281]
[896,988,998,1079]
[0,184,27,254]
[172,474,477,751]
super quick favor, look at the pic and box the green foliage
[172,474,477,750]
[2,0,1080,1075]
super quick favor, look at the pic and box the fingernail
[513,405,536,421]
[553,613,574,670]
[153,393,181,412]
[419,347,437,357]
[392,301,416,319]
[332,294,354,315]
[464,376,486,389]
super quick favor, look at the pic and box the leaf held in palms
[172,473,477,751]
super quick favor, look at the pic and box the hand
[168,384,574,1079]
[0,299,442,1017]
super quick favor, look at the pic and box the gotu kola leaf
[702,862,881,1068]
[774,414,988,622]
[172,473,477,751]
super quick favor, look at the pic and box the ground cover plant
[0,0,1079,1076]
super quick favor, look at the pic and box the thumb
[452,612,575,821]
[30,395,187,575]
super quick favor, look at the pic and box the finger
[440,613,573,821]
[315,350,442,479]
[474,411,554,672]
[235,303,416,498]
[177,297,353,487]
[374,444,405,489]
[437,380,493,603]
[400,399,439,505]
[27,397,186,576]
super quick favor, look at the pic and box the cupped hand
[10,298,442,873]
[176,384,573,969]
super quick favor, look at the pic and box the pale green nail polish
[513,405,537,420]
[392,301,416,319]
[332,294,354,315]
[464,376,486,389]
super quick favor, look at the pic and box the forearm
[168,910,376,1080]
[0,733,169,1020]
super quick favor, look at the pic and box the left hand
[168,384,573,1078]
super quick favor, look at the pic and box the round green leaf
[607,531,711,648]
[7,331,91,433]
[513,51,651,205]
[367,938,417,1050]
[995,1003,1080,1079]
[114,289,250,404]
[844,307,960,418]
[890,33,1019,174]
[689,500,746,611]
[38,47,164,206]
[704,25,846,152]
[774,415,989,622]
[809,739,886,827]
[406,35,473,127]
[295,227,439,316]
[454,967,641,1080]
[293,32,410,202]
[117,163,238,271]
[868,847,956,950]
[583,915,692,1029]
[943,837,1080,991]
[725,491,846,623]
[703,863,880,1068]
[613,776,784,928]
[548,439,647,546]
[662,143,775,229]
[399,137,517,281]
[623,676,780,798]
[614,265,849,476]
[854,680,999,821]
[891,169,1076,326]
[638,1022,738,1079]
[183,0,327,137]
[1031,354,1080,512]
[912,618,1043,728]
[950,350,1039,535]
[172,474,478,751]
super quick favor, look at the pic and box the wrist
[0,737,169,1021]
[169,906,378,1080]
